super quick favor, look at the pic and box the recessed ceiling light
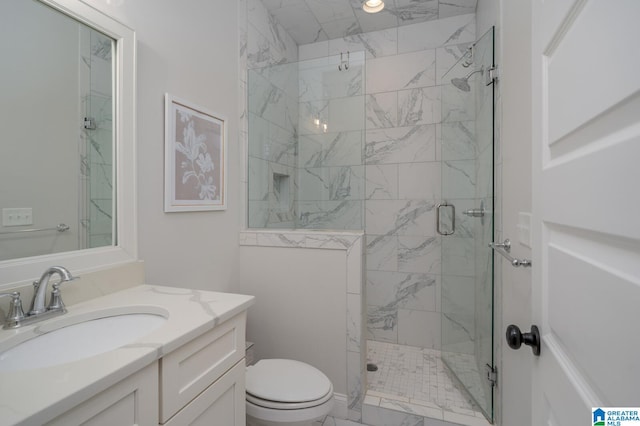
[363,0,385,13]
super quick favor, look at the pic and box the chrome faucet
[1,266,76,329]
[30,266,75,315]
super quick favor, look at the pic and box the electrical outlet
[2,208,33,227]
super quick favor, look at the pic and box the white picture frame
[164,94,227,212]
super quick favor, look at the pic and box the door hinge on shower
[83,117,96,130]
[486,65,498,86]
[485,364,497,387]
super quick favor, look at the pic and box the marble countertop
[0,285,255,426]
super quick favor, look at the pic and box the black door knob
[506,324,541,356]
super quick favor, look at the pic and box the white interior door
[531,1,640,425]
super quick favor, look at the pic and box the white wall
[238,245,348,395]
[476,0,499,37]
[477,0,534,424]
[84,0,241,291]
[498,2,533,425]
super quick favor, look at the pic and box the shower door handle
[436,202,455,236]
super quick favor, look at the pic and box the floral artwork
[174,110,218,201]
[164,94,226,212]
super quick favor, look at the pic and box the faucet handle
[47,283,66,312]
[0,292,26,328]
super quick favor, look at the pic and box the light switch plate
[2,208,33,227]
[517,212,532,248]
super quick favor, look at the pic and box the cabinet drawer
[160,312,246,422]
[164,359,246,426]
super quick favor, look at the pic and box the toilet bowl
[246,359,334,426]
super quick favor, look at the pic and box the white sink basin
[0,311,167,372]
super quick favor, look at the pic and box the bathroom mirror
[0,0,136,288]
[1,0,115,261]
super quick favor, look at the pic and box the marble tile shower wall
[248,63,299,227]
[297,53,366,230]
[79,28,113,249]
[245,0,299,228]
[299,13,476,349]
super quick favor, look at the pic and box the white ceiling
[261,0,477,45]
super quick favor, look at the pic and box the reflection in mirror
[0,0,115,261]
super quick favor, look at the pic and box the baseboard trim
[330,393,348,419]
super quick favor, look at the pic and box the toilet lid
[246,359,332,403]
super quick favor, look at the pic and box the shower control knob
[506,324,541,356]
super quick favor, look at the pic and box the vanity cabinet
[44,311,247,426]
[46,362,159,426]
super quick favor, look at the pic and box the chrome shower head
[451,66,484,92]
[451,77,471,92]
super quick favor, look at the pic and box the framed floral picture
[164,94,227,212]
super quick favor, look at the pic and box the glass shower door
[440,27,495,422]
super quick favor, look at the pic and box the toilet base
[246,415,326,426]
[246,396,333,426]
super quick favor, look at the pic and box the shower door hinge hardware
[463,208,485,218]
[485,364,497,387]
[83,117,96,130]
[486,65,498,86]
[463,201,486,225]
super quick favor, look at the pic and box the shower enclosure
[440,27,495,421]
[247,52,366,229]
[246,26,497,423]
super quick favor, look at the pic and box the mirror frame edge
[0,0,137,289]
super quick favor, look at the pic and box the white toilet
[245,359,334,426]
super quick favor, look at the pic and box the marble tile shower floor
[365,341,490,426]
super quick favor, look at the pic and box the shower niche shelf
[273,173,290,212]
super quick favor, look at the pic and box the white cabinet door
[531,0,640,425]
[164,360,246,426]
[46,362,158,426]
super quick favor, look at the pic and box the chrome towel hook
[338,51,350,71]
